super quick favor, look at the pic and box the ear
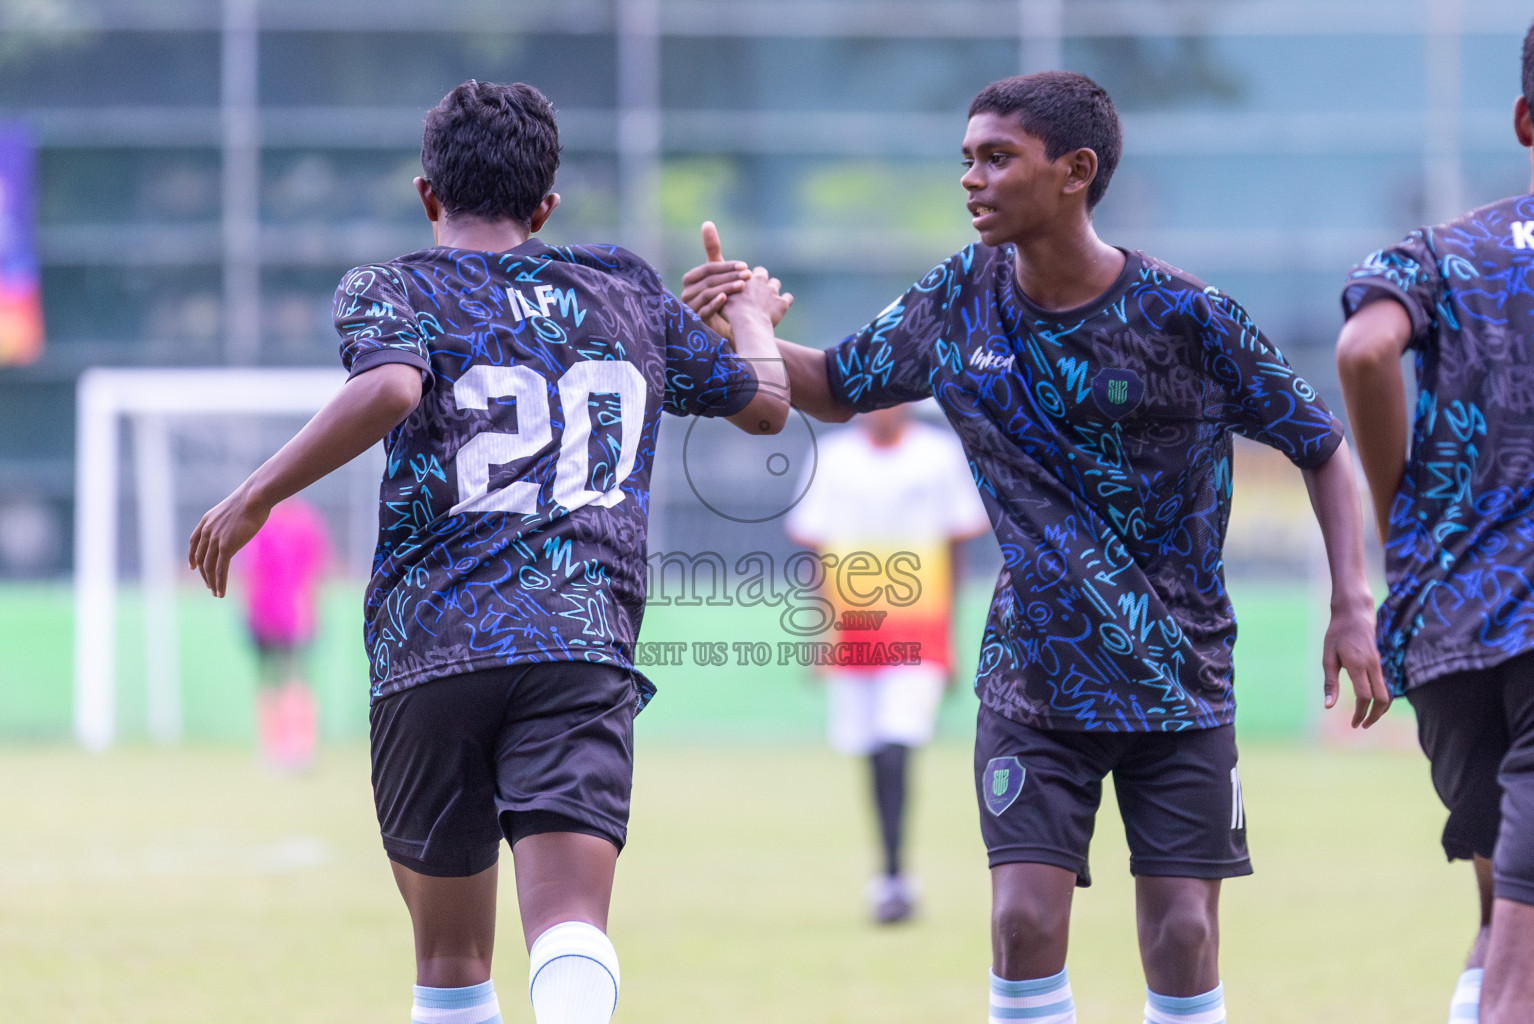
[1516,96,1533,148]
[414,177,442,223]
[1060,147,1099,203]
[528,192,561,233]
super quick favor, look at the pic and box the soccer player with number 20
[189,80,789,1024]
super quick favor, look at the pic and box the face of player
[960,112,1084,249]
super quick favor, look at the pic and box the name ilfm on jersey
[506,283,586,324]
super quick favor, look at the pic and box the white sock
[411,980,502,1024]
[527,921,620,1024]
[1144,983,1226,1024]
[989,967,1074,1024]
[1450,968,1483,1022]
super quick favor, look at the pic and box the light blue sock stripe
[1450,967,1484,1021]
[990,967,1069,997]
[1147,982,1224,1014]
[413,980,496,1009]
[990,997,1075,1019]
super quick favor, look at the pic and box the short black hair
[968,72,1122,210]
[1523,20,1534,109]
[421,79,560,223]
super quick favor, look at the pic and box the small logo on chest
[970,349,1015,373]
[1091,368,1144,419]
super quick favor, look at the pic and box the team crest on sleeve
[1091,368,1144,419]
[984,756,1026,816]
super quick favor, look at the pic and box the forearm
[241,363,422,510]
[1302,440,1374,612]
[1336,302,1412,539]
[778,339,855,423]
[726,309,791,435]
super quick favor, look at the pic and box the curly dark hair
[969,72,1122,210]
[421,79,561,223]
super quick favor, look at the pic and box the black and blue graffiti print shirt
[827,245,1342,732]
[1343,195,1534,695]
[333,241,757,703]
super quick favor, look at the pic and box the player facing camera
[190,78,791,1024]
[682,69,1385,1024]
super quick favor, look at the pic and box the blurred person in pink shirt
[237,496,330,770]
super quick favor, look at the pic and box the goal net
[72,367,381,750]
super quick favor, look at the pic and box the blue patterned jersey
[827,245,1342,732]
[333,241,757,703]
[1342,194,1534,695]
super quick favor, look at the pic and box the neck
[433,213,533,253]
[1010,217,1125,312]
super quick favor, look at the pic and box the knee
[1140,901,1217,962]
[993,891,1071,952]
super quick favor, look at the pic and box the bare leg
[390,860,499,988]
[1481,897,1534,1024]
[1135,876,1221,997]
[1468,855,1494,968]
[990,862,1076,980]
[511,831,619,948]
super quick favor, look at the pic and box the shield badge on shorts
[1091,368,1144,419]
[984,756,1026,816]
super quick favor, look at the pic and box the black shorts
[1407,650,1534,905]
[369,661,637,877]
[974,705,1251,886]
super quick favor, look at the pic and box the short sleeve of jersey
[659,287,759,418]
[1341,229,1442,348]
[333,264,434,385]
[1205,289,1343,469]
[824,258,955,411]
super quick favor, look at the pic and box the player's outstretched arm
[1335,298,1412,542]
[188,362,422,597]
[776,339,854,423]
[1301,438,1390,728]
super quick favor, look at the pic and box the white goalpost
[73,367,352,751]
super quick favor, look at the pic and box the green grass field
[0,740,1468,1023]
[0,575,1443,1020]
[1,576,1329,743]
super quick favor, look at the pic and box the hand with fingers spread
[680,221,792,338]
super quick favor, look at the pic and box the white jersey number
[450,361,646,515]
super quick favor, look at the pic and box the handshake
[675,221,853,426]
[679,221,794,341]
